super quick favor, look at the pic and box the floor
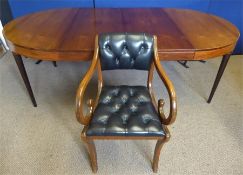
[0,53,242,175]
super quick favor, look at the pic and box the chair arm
[153,36,177,125]
[76,37,99,125]
[155,60,177,125]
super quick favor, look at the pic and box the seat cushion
[86,86,165,137]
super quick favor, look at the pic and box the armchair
[76,33,177,173]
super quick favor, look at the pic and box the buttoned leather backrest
[99,33,154,70]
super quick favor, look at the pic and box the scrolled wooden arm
[76,36,99,125]
[153,36,177,125]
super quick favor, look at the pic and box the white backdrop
[0,20,8,50]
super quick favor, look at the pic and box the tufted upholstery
[99,33,154,70]
[86,86,165,137]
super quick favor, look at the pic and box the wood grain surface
[3,8,240,61]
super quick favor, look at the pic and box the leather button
[105,45,110,50]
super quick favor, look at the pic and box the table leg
[35,60,42,64]
[177,60,189,68]
[13,53,37,107]
[52,61,57,67]
[207,54,231,103]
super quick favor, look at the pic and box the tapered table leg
[207,54,231,103]
[52,61,57,67]
[13,53,37,107]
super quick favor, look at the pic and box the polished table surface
[2,8,240,106]
[3,8,239,61]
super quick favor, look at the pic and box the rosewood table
[3,8,239,107]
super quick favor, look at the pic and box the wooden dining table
[3,8,240,107]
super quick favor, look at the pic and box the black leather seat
[87,85,165,137]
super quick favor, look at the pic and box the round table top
[3,8,240,61]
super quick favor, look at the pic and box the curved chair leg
[152,138,167,173]
[81,132,98,173]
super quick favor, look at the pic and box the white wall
[0,20,9,50]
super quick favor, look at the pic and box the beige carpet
[0,53,242,175]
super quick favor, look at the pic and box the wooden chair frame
[76,35,177,173]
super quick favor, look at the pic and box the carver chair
[76,33,177,173]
